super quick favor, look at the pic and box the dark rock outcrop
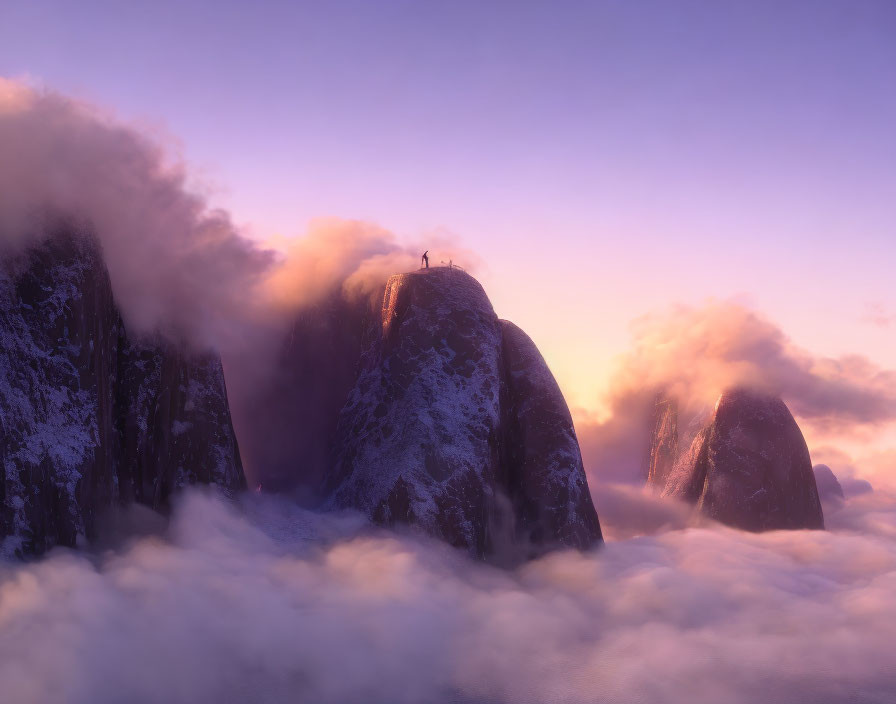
[652,388,823,531]
[0,232,244,556]
[324,267,601,558]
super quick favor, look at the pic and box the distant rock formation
[323,267,601,558]
[813,463,875,503]
[813,464,844,505]
[647,387,824,531]
[0,231,245,556]
[236,291,379,497]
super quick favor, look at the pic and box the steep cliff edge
[648,388,823,531]
[324,267,601,558]
[499,320,601,550]
[0,232,244,556]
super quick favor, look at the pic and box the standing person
[422,250,429,268]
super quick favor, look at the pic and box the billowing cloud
[616,302,896,428]
[1,489,895,703]
[576,302,896,484]
[265,218,478,309]
[0,78,274,348]
[0,78,474,353]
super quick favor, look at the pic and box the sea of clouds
[1,488,895,704]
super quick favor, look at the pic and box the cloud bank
[1,490,895,704]
[265,218,478,310]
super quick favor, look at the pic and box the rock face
[324,267,601,558]
[499,320,601,550]
[644,395,679,487]
[0,232,244,556]
[650,388,824,531]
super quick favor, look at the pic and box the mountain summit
[322,267,602,558]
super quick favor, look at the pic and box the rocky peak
[498,320,602,552]
[654,387,824,531]
[324,267,601,559]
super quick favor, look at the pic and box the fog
[0,489,894,704]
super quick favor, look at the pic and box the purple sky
[1,0,894,410]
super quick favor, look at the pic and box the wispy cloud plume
[0,78,274,348]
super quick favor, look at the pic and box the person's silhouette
[422,250,429,269]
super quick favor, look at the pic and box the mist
[0,78,275,348]
[1,489,894,704]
